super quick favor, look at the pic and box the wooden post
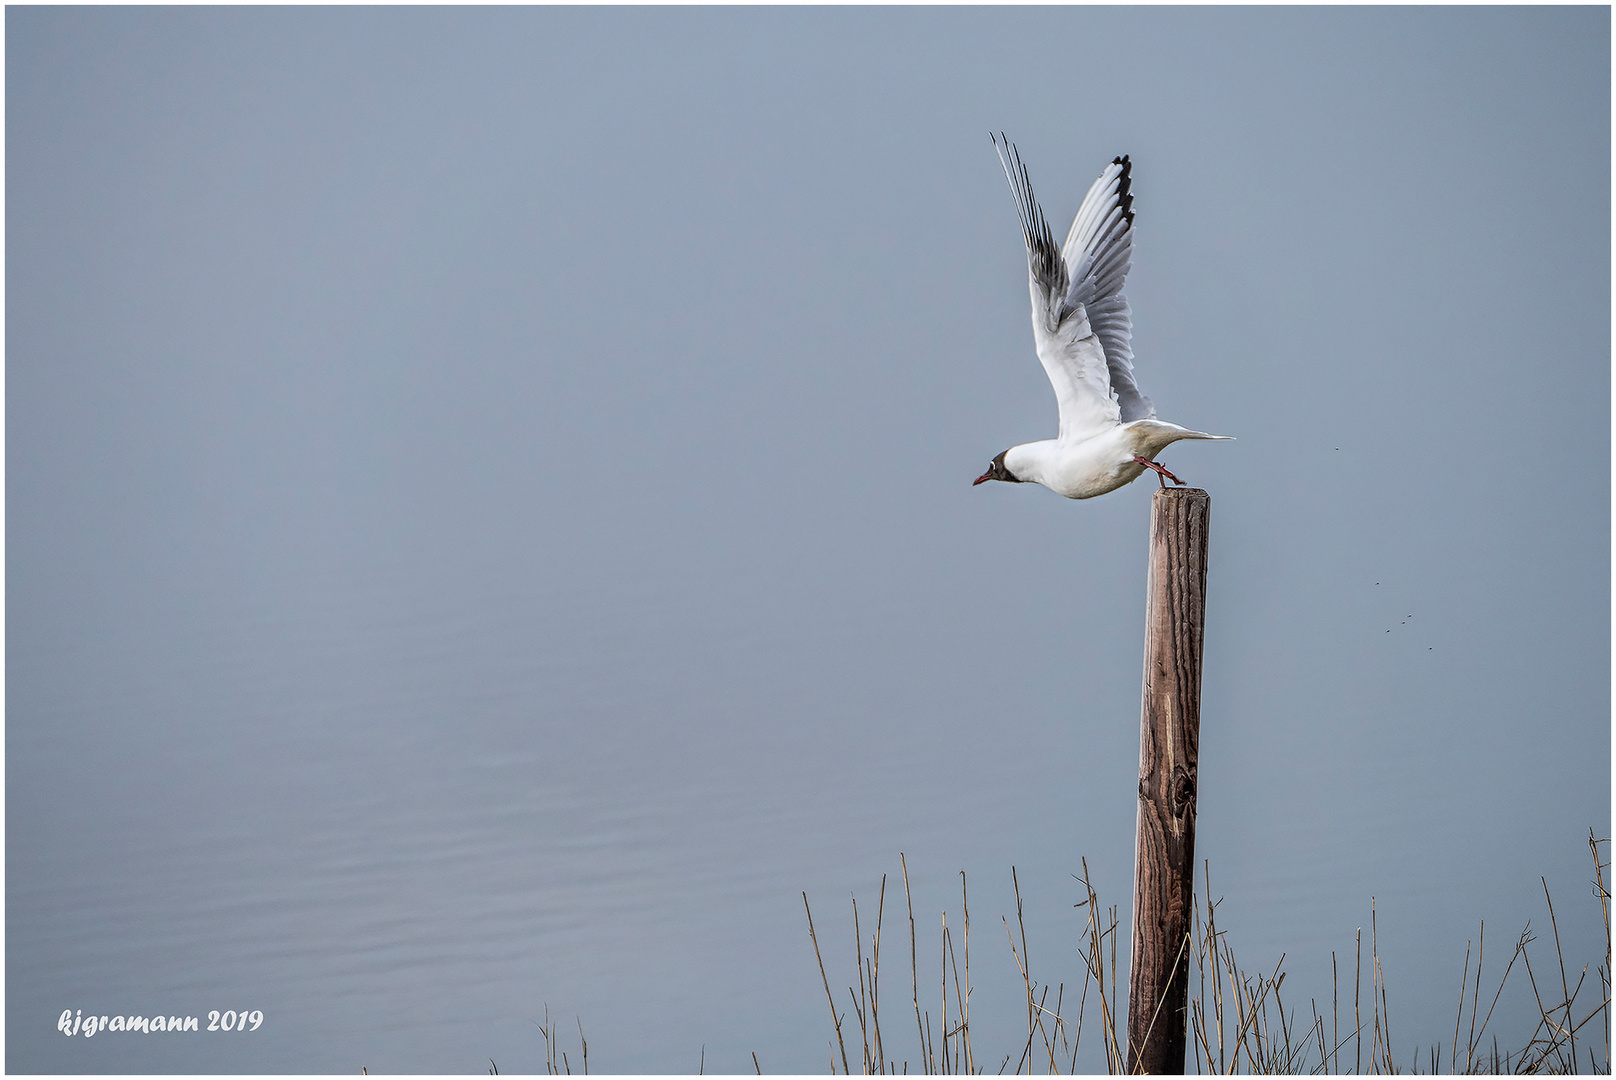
[1126,486,1211,1075]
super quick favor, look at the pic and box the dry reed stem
[961,871,974,1076]
[902,855,928,1074]
[875,875,888,1072]
[1544,874,1576,1069]
[853,893,870,1072]
[534,1004,565,1075]
[1591,830,1611,1070]
[1331,951,1339,1075]
[1005,867,1039,1075]
[1075,858,1124,1073]
[1453,934,1472,1071]
[804,891,852,1075]
[1470,920,1485,1068]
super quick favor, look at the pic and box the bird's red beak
[972,471,993,486]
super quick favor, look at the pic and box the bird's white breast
[1005,429,1145,500]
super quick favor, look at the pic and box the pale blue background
[8,6,1609,1073]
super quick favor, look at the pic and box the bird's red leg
[1132,455,1183,487]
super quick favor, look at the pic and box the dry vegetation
[801,833,1610,1075]
[501,834,1607,1075]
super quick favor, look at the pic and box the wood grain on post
[1126,486,1211,1075]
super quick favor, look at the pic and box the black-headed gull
[974,138,1230,498]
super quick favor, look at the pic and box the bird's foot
[1133,455,1184,488]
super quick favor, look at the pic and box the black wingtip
[1112,154,1135,226]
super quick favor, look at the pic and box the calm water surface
[11,544,1606,1074]
[12,552,1129,1073]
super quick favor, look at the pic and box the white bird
[973,137,1230,498]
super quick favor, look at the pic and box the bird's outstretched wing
[994,135,1121,441]
[1062,156,1152,421]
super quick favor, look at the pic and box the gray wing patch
[993,133,1068,333]
[1063,156,1153,421]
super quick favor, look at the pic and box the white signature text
[57,1009,264,1036]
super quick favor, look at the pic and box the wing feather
[993,134,1067,332]
[1062,156,1153,421]
[994,135,1121,441]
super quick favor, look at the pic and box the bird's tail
[1127,419,1234,442]
[1125,419,1233,460]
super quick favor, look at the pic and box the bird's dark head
[973,449,1023,486]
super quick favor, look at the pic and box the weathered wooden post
[1126,486,1211,1075]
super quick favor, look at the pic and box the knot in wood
[1169,766,1196,816]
